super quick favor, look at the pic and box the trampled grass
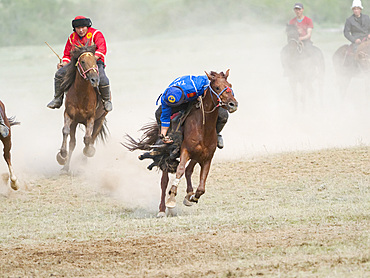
[0,147,369,277]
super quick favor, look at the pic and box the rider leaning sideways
[47,16,113,112]
[289,3,313,46]
[344,0,370,46]
[155,74,228,149]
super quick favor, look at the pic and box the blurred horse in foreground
[0,100,20,190]
[281,24,325,107]
[124,70,238,217]
[56,44,108,172]
[333,39,370,96]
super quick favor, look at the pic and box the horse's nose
[228,101,238,113]
[90,77,99,87]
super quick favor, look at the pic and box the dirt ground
[0,147,368,277]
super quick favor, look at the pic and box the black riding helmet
[72,16,92,31]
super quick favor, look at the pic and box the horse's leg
[183,159,197,206]
[57,113,72,166]
[3,137,18,190]
[157,170,169,218]
[62,122,77,172]
[83,118,95,157]
[190,160,212,203]
[166,149,190,208]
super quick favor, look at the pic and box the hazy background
[0,0,369,209]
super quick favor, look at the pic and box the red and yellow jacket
[62,27,107,64]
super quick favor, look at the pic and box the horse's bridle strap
[76,52,99,80]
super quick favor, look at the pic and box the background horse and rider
[0,100,20,190]
[56,44,108,172]
[333,39,370,96]
[281,24,325,108]
[124,70,238,217]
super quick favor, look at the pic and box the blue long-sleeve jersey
[159,75,210,127]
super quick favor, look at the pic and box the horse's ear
[205,71,212,80]
[225,69,230,79]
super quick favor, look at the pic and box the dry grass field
[0,18,369,277]
[0,146,368,277]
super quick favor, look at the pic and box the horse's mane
[208,71,227,79]
[60,43,97,92]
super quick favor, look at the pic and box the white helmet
[352,0,363,9]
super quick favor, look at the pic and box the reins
[289,38,304,53]
[76,52,99,80]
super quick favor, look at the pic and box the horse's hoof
[157,212,166,218]
[167,207,178,217]
[83,146,95,157]
[166,194,177,208]
[10,179,19,191]
[189,194,199,203]
[61,165,70,174]
[183,196,194,207]
[56,152,67,165]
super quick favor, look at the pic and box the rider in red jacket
[47,16,112,112]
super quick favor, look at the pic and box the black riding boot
[47,77,64,109]
[216,108,229,149]
[100,85,113,112]
[0,114,9,138]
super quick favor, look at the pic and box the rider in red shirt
[289,3,314,46]
[47,16,112,112]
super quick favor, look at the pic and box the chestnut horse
[0,100,20,190]
[56,44,108,171]
[333,40,370,96]
[281,24,325,106]
[125,70,238,217]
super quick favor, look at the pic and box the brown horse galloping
[125,70,238,217]
[56,44,108,172]
[0,100,20,190]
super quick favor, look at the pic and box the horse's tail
[8,116,20,126]
[97,119,109,143]
[122,121,159,151]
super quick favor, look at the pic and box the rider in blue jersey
[155,74,228,149]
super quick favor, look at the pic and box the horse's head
[285,24,304,54]
[205,69,238,113]
[70,43,99,87]
[286,24,300,41]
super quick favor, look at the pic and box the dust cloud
[0,19,369,210]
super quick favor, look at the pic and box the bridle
[75,52,99,80]
[205,84,234,113]
[197,84,234,123]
